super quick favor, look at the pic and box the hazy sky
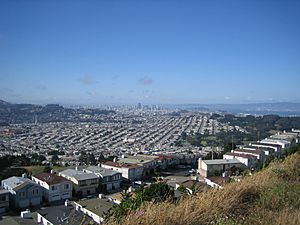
[0,0,300,105]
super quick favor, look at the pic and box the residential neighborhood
[0,128,299,224]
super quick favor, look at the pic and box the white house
[32,172,72,203]
[198,158,244,177]
[223,152,257,168]
[101,161,143,181]
[259,139,290,149]
[232,149,266,163]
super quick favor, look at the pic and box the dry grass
[106,153,300,225]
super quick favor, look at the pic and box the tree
[181,131,187,140]
[106,182,174,223]
[98,153,105,163]
[79,152,97,165]
[51,154,59,164]
[177,185,189,195]
[38,155,46,164]
[142,182,174,203]
[88,153,96,165]
[106,192,135,223]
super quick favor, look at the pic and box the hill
[0,99,115,124]
[107,151,300,225]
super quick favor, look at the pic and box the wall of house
[75,203,101,224]
[0,193,9,213]
[32,177,72,202]
[37,213,54,225]
[76,179,98,196]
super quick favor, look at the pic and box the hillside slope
[107,153,300,225]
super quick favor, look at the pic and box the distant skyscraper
[137,103,142,109]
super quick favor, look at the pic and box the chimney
[75,166,78,171]
[22,173,27,179]
[99,194,103,199]
[113,157,117,162]
[121,154,125,159]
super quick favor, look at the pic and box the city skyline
[1,0,300,105]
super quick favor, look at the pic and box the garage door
[31,197,41,206]
[50,195,61,202]
[19,199,29,208]
[0,207,6,213]
[62,192,71,199]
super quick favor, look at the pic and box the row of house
[0,166,121,212]
[100,153,197,181]
[0,153,188,214]
[198,129,300,178]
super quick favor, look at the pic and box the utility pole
[231,135,234,150]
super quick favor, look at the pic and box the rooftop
[33,173,69,185]
[2,176,37,191]
[37,205,88,225]
[59,169,98,181]
[224,152,257,159]
[84,166,121,177]
[0,215,37,225]
[250,142,282,148]
[76,197,114,217]
[102,161,142,169]
[202,158,242,165]
[0,189,10,195]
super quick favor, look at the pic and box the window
[79,181,87,187]
[19,191,25,197]
[65,184,69,189]
[90,179,98,185]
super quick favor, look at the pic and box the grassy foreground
[107,153,300,225]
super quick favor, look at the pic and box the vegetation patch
[106,148,300,225]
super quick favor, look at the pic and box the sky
[0,0,300,105]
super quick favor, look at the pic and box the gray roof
[84,166,121,177]
[117,155,154,165]
[1,176,36,190]
[0,215,37,225]
[202,158,241,165]
[37,205,90,225]
[0,188,10,195]
[60,169,98,181]
[76,198,114,217]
